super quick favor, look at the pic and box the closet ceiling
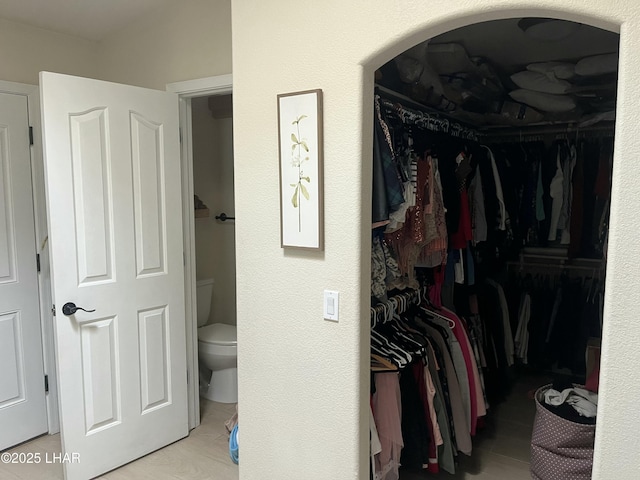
[434,19,618,68]
[376,18,620,128]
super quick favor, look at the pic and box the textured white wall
[97,0,232,89]
[0,17,98,85]
[0,0,231,89]
[192,96,237,325]
[231,1,637,479]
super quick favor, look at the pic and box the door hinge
[44,375,49,393]
[51,304,56,316]
[29,126,34,146]
[36,253,41,272]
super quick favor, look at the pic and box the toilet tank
[196,278,214,327]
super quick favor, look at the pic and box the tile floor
[399,373,550,480]
[2,374,547,480]
[0,399,239,480]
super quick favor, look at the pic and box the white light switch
[327,297,335,315]
[323,290,339,321]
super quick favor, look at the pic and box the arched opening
[367,15,618,479]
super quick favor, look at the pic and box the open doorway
[190,93,239,406]
[191,94,236,329]
[165,74,236,432]
[369,17,617,479]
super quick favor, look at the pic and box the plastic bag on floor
[225,404,238,433]
[229,424,239,464]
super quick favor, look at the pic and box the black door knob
[62,302,96,316]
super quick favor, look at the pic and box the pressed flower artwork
[290,114,311,231]
[278,89,323,249]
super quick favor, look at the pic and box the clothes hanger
[393,311,427,349]
[372,302,385,326]
[371,319,412,354]
[370,306,404,369]
[390,296,400,316]
[385,300,394,324]
[400,296,409,316]
[420,303,456,329]
[416,279,451,327]
[371,353,399,372]
[371,342,405,369]
[388,318,426,355]
[377,303,385,325]
[371,330,410,367]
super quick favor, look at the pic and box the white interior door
[0,92,48,450]
[40,72,188,480]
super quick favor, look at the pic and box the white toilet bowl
[198,323,238,403]
[195,279,238,403]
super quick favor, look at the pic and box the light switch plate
[323,290,339,321]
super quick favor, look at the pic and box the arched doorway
[363,8,623,480]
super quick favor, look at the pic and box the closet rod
[375,84,480,140]
[507,261,605,271]
[481,122,615,139]
[375,84,438,114]
[371,288,423,327]
[517,253,604,263]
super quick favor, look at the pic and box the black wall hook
[215,212,235,222]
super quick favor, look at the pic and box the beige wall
[97,0,232,89]
[192,96,237,325]
[0,18,98,85]
[0,0,231,90]
[231,1,638,479]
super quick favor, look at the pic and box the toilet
[196,279,238,403]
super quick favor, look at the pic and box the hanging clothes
[369,92,612,480]
[469,165,487,244]
[419,321,472,456]
[485,278,515,367]
[481,145,508,232]
[372,96,404,226]
[373,372,404,480]
[371,230,404,301]
[482,137,612,259]
[422,342,457,474]
[548,148,564,241]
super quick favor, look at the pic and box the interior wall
[0,0,231,90]
[192,96,237,325]
[96,0,232,90]
[231,1,637,479]
[0,17,99,85]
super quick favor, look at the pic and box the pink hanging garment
[373,372,404,480]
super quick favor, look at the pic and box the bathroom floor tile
[0,401,239,480]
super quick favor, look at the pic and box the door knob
[62,302,96,316]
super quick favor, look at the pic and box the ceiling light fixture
[518,18,581,42]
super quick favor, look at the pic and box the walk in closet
[369,18,618,479]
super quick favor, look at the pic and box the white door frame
[166,74,233,429]
[0,79,59,435]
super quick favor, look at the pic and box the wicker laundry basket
[530,384,596,480]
